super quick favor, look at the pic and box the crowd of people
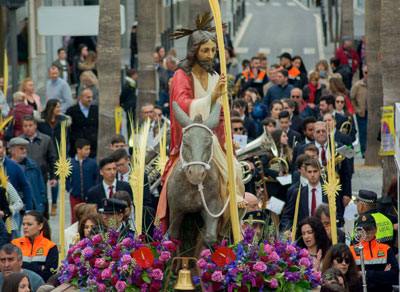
[0,19,397,292]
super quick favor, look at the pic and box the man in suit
[318,95,347,131]
[111,148,152,208]
[278,110,302,148]
[66,87,99,158]
[87,156,132,208]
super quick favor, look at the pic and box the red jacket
[9,102,34,137]
[335,45,360,74]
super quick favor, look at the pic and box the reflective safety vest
[241,70,266,82]
[287,66,300,80]
[12,232,56,265]
[350,237,390,266]
[351,212,394,244]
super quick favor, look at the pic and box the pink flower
[263,244,273,254]
[269,278,278,289]
[95,258,105,269]
[74,257,81,265]
[152,268,164,281]
[160,251,171,262]
[268,251,279,261]
[67,264,76,274]
[200,249,211,258]
[92,234,102,244]
[121,264,129,272]
[300,248,309,258]
[286,245,296,255]
[121,254,132,265]
[97,283,106,292]
[253,262,267,272]
[116,280,127,292]
[101,268,112,280]
[299,257,311,268]
[197,258,207,269]
[312,270,322,282]
[121,238,131,247]
[82,246,93,259]
[141,284,148,292]
[211,270,224,282]
[76,239,88,249]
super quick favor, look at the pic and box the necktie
[120,174,124,181]
[109,185,114,198]
[311,188,317,216]
[321,146,327,166]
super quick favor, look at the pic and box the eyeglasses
[335,100,345,104]
[291,95,301,99]
[233,127,244,131]
[315,129,327,134]
[364,72,368,75]
[335,257,351,264]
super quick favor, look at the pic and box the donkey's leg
[200,199,222,247]
[167,208,184,240]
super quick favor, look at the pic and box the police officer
[350,214,399,292]
[98,198,134,239]
[353,190,394,247]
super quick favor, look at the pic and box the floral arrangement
[58,223,179,292]
[196,228,321,292]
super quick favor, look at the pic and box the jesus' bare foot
[237,200,248,209]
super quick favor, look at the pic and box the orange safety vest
[350,237,390,266]
[12,232,56,264]
[242,70,266,82]
[277,66,300,80]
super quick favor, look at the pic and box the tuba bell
[339,117,352,136]
[236,129,278,160]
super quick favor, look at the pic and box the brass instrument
[339,117,353,136]
[240,161,253,184]
[267,157,289,179]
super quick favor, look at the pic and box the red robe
[156,69,225,232]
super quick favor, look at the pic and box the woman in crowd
[295,216,331,270]
[313,60,331,85]
[314,203,346,243]
[302,71,326,110]
[327,77,354,115]
[321,243,362,292]
[322,267,348,291]
[12,211,58,282]
[78,71,99,105]
[157,76,172,118]
[72,213,103,245]
[334,94,351,118]
[37,99,71,216]
[271,129,292,169]
[269,100,283,129]
[79,50,97,76]
[281,98,303,134]
[72,44,88,90]
[0,77,10,117]
[292,55,308,89]
[19,78,42,112]
[244,88,268,135]
[1,272,31,292]
[155,46,166,67]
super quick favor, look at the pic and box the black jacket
[243,116,258,141]
[66,104,99,158]
[287,129,302,148]
[334,65,352,89]
[290,114,303,136]
[87,181,134,208]
[120,79,137,116]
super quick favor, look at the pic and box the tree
[364,0,382,167]
[97,0,121,159]
[136,0,158,122]
[340,0,354,41]
[380,0,400,192]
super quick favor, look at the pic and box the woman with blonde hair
[19,78,42,111]
[78,71,99,105]
[314,60,331,85]
[78,50,97,75]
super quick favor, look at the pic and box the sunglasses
[364,72,368,75]
[233,127,244,131]
[335,100,345,104]
[335,257,351,264]
[291,95,301,98]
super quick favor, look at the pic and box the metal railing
[232,0,246,37]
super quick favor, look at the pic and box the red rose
[270,270,276,276]
[149,281,162,292]
[255,276,265,288]
[171,238,181,245]
[139,234,147,240]
[238,286,249,292]
[212,283,223,291]
[135,278,145,286]
[260,256,269,262]
[165,243,177,253]
[110,237,117,245]
[111,275,119,286]
[150,242,161,247]
[104,262,110,268]
[95,249,102,256]
[89,258,96,266]
[202,271,211,283]
[152,261,165,271]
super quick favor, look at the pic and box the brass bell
[174,261,196,290]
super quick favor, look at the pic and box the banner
[381,106,395,156]
[115,107,123,134]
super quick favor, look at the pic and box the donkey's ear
[172,101,192,128]
[203,103,221,130]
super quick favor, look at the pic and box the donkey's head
[172,101,221,185]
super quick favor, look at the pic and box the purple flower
[76,238,89,249]
[286,245,296,255]
[211,270,224,282]
[243,227,255,245]
[141,284,148,292]
[312,270,321,282]
[121,254,132,265]
[81,247,94,259]
[116,280,127,292]
[200,249,211,258]
[74,257,81,265]
[152,268,164,281]
[299,257,311,268]
[269,278,278,289]
[67,264,76,274]
[268,251,279,261]
[197,258,207,269]
[95,258,105,268]
[160,251,171,262]
[253,262,267,272]
[97,283,106,292]
[263,244,273,253]
[101,268,112,280]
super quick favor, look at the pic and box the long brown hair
[43,99,60,123]
[78,213,103,240]
[1,272,30,292]
[328,77,347,96]
[271,129,292,163]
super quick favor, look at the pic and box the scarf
[308,82,318,104]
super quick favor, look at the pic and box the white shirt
[308,183,322,215]
[118,168,131,182]
[315,141,328,166]
[103,179,117,198]
[300,176,309,186]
